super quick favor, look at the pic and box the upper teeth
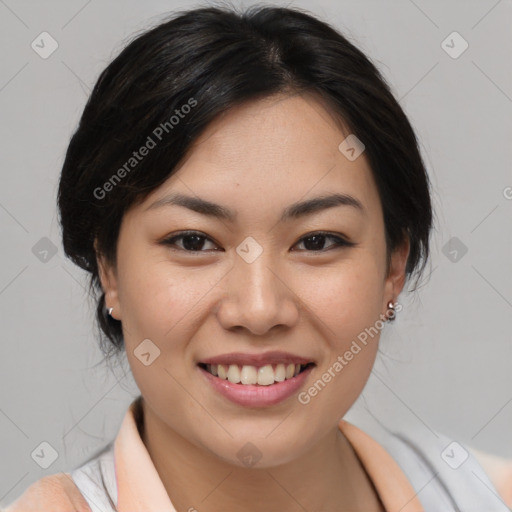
[206,363,305,385]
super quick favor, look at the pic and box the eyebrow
[145,192,365,222]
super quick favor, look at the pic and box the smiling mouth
[197,362,315,386]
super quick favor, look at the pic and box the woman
[4,4,509,511]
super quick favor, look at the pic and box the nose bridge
[236,245,279,305]
[217,239,299,334]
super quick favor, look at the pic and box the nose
[215,251,300,336]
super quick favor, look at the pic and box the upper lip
[198,351,315,367]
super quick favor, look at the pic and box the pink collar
[114,398,424,512]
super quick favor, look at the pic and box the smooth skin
[96,92,409,512]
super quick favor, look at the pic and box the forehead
[183,92,351,171]
[138,92,381,222]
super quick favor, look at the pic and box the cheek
[293,252,385,399]
[117,253,221,347]
[296,254,384,338]
[118,259,219,403]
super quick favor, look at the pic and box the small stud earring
[386,300,396,322]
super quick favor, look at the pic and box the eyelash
[161,230,356,253]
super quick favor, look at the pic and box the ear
[94,238,122,320]
[383,235,410,310]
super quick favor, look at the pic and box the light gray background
[1,0,511,506]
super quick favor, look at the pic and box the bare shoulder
[3,472,92,512]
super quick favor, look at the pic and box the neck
[140,399,384,512]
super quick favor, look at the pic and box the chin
[199,430,311,470]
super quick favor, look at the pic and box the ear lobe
[94,238,121,318]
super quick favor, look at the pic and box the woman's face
[98,92,408,468]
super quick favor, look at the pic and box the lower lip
[197,364,315,407]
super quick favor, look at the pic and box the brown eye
[162,231,220,252]
[293,232,355,252]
